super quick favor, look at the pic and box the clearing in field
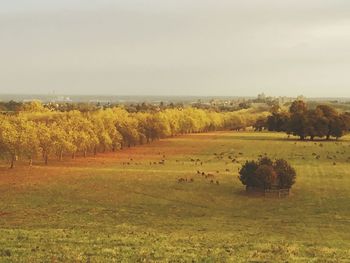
[0,131,350,262]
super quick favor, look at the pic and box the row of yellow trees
[0,102,267,168]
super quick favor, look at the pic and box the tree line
[266,100,350,140]
[0,101,267,168]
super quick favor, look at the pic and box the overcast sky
[0,0,350,97]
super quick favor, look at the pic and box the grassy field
[0,131,350,262]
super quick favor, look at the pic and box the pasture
[0,132,350,262]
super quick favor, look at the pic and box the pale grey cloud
[0,0,350,96]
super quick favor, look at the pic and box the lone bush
[239,157,296,190]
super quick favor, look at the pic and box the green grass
[1,132,350,262]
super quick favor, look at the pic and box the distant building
[257,93,266,100]
[296,95,306,101]
[22,99,42,103]
[50,96,72,103]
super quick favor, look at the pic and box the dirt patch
[0,211,11,217]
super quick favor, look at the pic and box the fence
[246,186,290,198]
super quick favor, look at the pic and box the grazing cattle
[225,169,230,172]
[206,173,214,178]
[210,180,214,184]
[216,181,219,185]
[178,178,194,183]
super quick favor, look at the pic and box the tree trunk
[72,152,76,159]
[59,150,63,161]
[29,157,33,166]
[45,154,48,165]
[94,146,97,156]
[10,155,15,169]
[84,150,87,158]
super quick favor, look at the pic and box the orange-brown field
[1,131,350,262]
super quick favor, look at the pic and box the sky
[0,0,350,97]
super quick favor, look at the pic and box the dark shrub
[274,159,296,188]
[258,157,273,166]
[255,165,277,189]
[239,157,296,190]
[238,160,259,187]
